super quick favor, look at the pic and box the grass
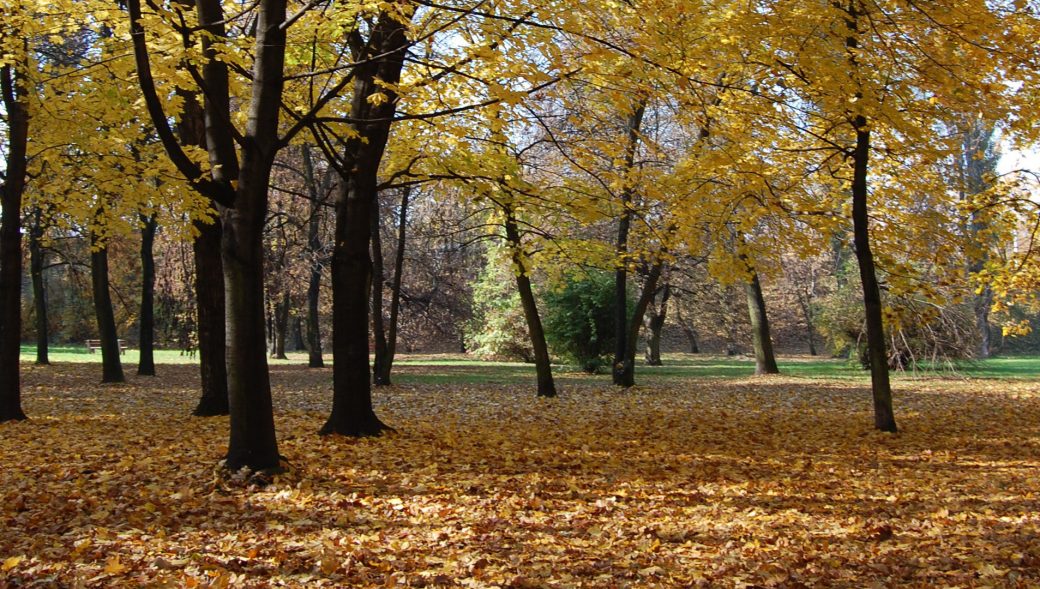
[20,344,1040,383]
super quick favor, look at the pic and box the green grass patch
[19,345,1040,383]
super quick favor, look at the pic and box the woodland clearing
[2,359,1040,587]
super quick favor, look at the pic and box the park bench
[85,339,128,355]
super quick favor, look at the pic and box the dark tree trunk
[504,206,556,398]
[321,11,409,436]
[382,187,410,382]
[128,0,286,470]
[138,213,157,376]
[176,84,229,415]
[29,208,49,366]
[612,104,646,387]
[90,231,125,384]
[0,64,28,422]
[644,283,670,366]
[743,266,780,375]
[271,291,289,359]
[371,195,390,386]
[852,119,897,432]
[221,0,287,470]
[290,316,305,351]
[192,218,229,416]
[302,145,325,368]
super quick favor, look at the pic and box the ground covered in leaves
[3,361,1040,587]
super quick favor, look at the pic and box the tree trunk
[90,231,125,384]
[271,291,289,359]
[852,119,897,432]
[209,0,285,471]
[618,263,664,385]
[127,0,286,470]
[321,11,408,436]
[371,195,390,386]
[29,208,49,366]
[612,104,646,387]
[192,218,230,416]
[0,63,28,422]
[743,266,780,375]
[302,145,325,368]
[504,206,556,398]
[644,283,670,366]
[176,85,229,415]
[290,316,305,351]
[382,187,410,383]
[138,213,157,376]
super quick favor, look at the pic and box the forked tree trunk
[504,206,556,398]
[90,231,125,384]
[321,11,408,436]
[618,263,664,385]
[0,63,28,422]
[852,119,897,432]
[29,208,49,366]
[128,0,286,470]
[138,213,157,376]
[743,265,780,375]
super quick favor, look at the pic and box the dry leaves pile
[2,363,1040,587]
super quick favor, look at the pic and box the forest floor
[2,357,1040,587]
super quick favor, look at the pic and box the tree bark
[138,213,157,376]
[321,11,409,436]
[504,206,556,398]
[192,218,229,416]
[743,265,780,375]
[371,195,390,385]
[271,291,289,359]
[0,63,28,422]
[644,283,670,366]
[382,187,410,383]
[302,145,325,368]
[29,207,49,366]
[128,0,286,469]
[90,230,125,384]
[618,263,664,385]
[852,119,897,432]
[220,0,286,470]
[612,103,646,387]
[290,316,305,351]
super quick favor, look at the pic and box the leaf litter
[2,363,1040,587]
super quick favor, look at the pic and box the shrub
[543,269,624,373]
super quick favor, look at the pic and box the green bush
[543,269,625,373]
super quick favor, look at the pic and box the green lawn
[22,344,1040,383]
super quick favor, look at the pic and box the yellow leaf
[104,555,127,575]
[2,556,24,571]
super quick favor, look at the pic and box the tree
[0,39,30,422]
[137,213,157,376]
[128,0,288,470]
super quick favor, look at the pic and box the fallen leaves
[2,363,1040,586]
